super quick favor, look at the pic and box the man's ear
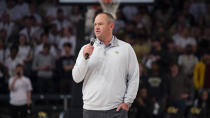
[110,23,114,29]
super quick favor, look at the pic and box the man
[9,64,32,118]
[32,43,55,93]
[57,42,75,94]
[5,45,23,77]
[167,63,193,113]
[72,12,139,118]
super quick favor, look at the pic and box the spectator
[58,27,76,56]
[32,43,55,93]
[52,8,71,32]
[27,2,42,26]
[145,39,164,69]
[19,16,40,42]
[122,5,138,21]
[193,90,210,118]
[5,45,23,77]
[5,0,22,22]
[113,10,125,34]
[134,88,153,118]
[17,34,33,77]
[0,12,15,39]
[193,52,210,90]
[178,44,198,77]
[5,34,32,62]
[44,0,72,23]
[163,39,178,66]
[143,61,168,118]
[70,6,83,26]
[57,43,75,94]
[34,33,58,57]
[174,26,197,53]
[48,23,60,47]
[167,63,193,113]
[17,34,32,63]
[189,0,206,21]
[15,0,30,18]
[203,50,210,89]
[133,34,151,62]
[8,64,32,118]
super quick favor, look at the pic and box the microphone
[85,37,95,60]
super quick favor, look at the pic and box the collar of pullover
[95,36,119,48]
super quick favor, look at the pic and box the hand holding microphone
[83,37,95,60]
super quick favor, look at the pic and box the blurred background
[0,0,210,118]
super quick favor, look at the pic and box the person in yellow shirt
[193,52,209,89]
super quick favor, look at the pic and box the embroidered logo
[115,51,119,54]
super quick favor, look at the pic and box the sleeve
[124,45,140,105]
[72,45,89,83]
[27,78,32,91]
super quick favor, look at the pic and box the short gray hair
[96,12,114,24]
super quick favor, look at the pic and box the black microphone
[85,37,95,60]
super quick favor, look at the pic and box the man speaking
[72,12,139,118]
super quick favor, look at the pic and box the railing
[0,94,72,118]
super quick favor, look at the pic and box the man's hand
[116,103,129,111]
[83,44,94,59]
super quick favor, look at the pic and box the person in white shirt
[48,23,60,47]
[34,33,58,57]
[113,11,125,33]
[44,0,72,22]
[19,16,40,42]
[58,27,76,56]
[27,3,42,25]
[9,64,32,118]
[178,44,198,76]
[5,0,22,22]
[174,26,197,53]
[73,12,139,118]
[15,0,30,18]
[0,12,15,39]
[17,34,33,64]
[5,45,23,77]
[5,35,32,63]
[122,5,138,21]
[52,8,71,32]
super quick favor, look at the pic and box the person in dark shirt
[133,87,153,118]
[143,61,168,118]
[193,90,210,118]
[57,42,75,94]
[167,63,193,113]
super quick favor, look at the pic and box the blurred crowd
[0,0,210,118]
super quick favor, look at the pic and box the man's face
[64,46,71,54]
[94,14,113,41]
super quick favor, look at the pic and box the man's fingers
[116,105,122,111]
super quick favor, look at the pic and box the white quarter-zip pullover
[72,36,139,110]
